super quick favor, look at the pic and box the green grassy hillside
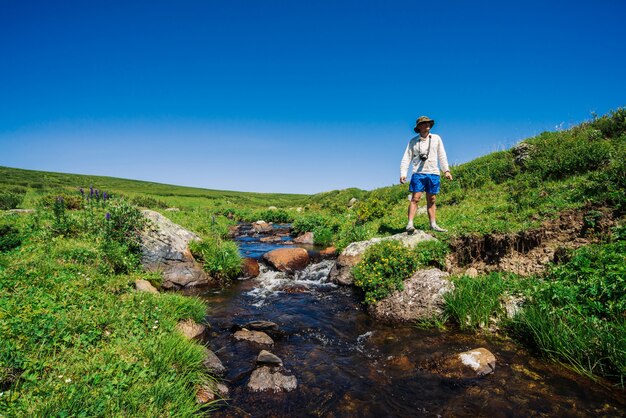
[1,108,624,416]
[0,166,310,210]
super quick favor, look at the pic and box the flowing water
[189,227,625,417]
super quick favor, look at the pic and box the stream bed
[188,226,625,417]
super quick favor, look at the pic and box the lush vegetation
[346,108,626,384]
[0,194,216,416]
[1,106,625,411]
[352,240,448,304]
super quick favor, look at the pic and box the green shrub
[0,224,22,252]
[312,226,333,247]
[591,107,626,139]
[292,213,329,234]
[40,193,83,210]
[352,241,419,304]
[413,239,449,268]
[511,240,626,380]
[256,209,292,223]
[334,222,371,252]
[99,240,140,274]
[130,195,168,209]
[524,129,613,180]
[189,237,241,282]
[533,241,626,320]
[355,197,387,224]
[0,192,24,210]
[102,202,148,254]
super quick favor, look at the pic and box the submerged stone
[257,350,283,367]
[234,328,274,346]
[248,366,297,392]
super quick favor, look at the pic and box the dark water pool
[190,260,625,418]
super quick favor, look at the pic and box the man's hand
[400,176,407,184]
[444,171,453,180]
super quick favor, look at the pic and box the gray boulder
[368,268,454,323]
[329,231,436,285]
[248,366,297,392]
[140,210,212,289]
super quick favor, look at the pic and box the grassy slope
[1,108,625,414]
[0,165,311,209]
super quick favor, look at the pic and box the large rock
[140,210,212,289]
[263,247,310,273]
[329,231,436,285]
[248,366,297,392]
[368,269,454,323]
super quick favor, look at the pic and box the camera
[419,153,428,161]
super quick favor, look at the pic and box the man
[400,116,453,233]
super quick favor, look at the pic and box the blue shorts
[409,173,441,194]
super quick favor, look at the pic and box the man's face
[417,122,431,136]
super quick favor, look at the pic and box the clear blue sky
[1,1,625,194]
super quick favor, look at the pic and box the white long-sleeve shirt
[400,133,450,177]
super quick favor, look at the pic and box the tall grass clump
[444,273,512,330]
[512,237,626,382]
[190,236,242,282]
[0,190,25,210]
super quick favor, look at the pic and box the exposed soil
[447,206,615,276]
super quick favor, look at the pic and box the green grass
[0,204,216,416]
[1,106,625,404]
[0,165,310,210]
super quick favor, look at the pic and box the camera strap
[417,135,432,160]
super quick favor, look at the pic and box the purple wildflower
[95,189,100,199]
[79,188,84,197]
[103,191,108,201]
[90,185,94,197]
[105,212,111,220]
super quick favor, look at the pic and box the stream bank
[184,223,626,417]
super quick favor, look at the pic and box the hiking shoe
[430,225,447,233]
[405,225,415,234]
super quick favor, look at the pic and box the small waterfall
[245,259,336,306]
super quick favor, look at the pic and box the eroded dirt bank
[447,206,614,276]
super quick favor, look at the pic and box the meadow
[1,108,625,415]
